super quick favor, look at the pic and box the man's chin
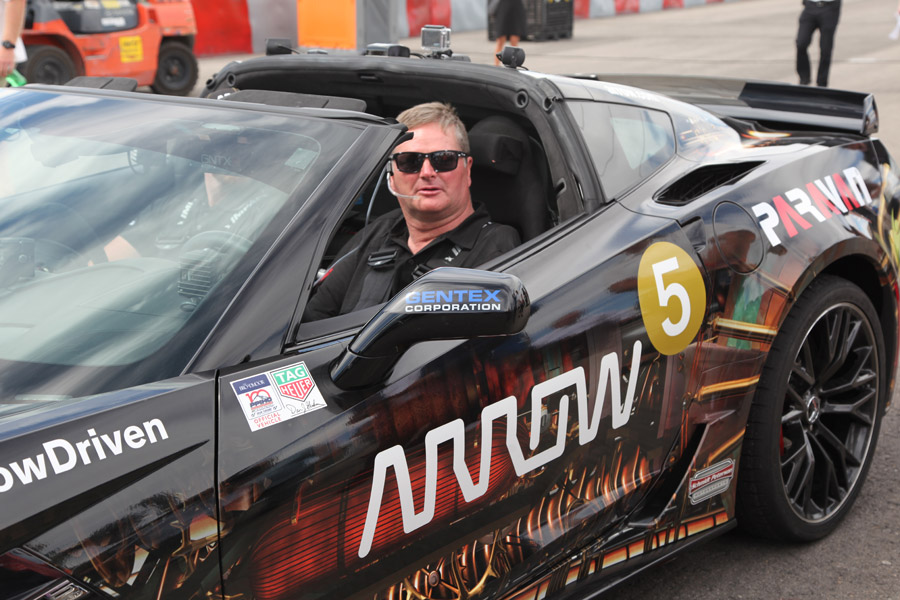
[402,195,449,212]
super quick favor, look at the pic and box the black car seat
[468,115,551,241]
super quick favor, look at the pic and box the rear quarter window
[567,101,676,200]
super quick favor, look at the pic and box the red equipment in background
[191,0,252,55]
[22,0,199,96]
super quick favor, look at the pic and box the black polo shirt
[303,204,520,321]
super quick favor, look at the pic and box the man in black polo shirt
[303,102,521,321]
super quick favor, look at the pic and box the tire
[736,275,886,541]
[151,40,198,96]
[22,45,77,85]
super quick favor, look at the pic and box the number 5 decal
[638,242,706,355]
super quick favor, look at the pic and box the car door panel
[215,200,713,599]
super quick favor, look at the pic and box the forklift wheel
[151,40,199,96]
[22,45,77,86]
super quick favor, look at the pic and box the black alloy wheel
[736,275,885,541]
[21,45,77,86]
[151,40,199,96]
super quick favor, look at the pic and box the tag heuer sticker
[689,459,734,505]
[272,363,315,401]
[231,361,327,431]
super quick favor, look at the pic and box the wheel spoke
[821,388,875,426]
[819,310,844,377]
[793,338,817,386]
[819,311,849,381]
[785,377,810,416]
[782,430,814,502]
[819,347,876,397]
[813,420,858,482]
[809,432,847,511]
[795,437,817,511]
[819,310,864,383]
[781,408,805,427]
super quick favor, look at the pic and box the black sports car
[1,35,899,600]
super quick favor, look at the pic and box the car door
[213,142,711,600]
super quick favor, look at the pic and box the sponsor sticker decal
[230,361,327,432]
[359,340,643,558]
[402,288,503,313]
[689,459,734,504]
[751,166,873,247]
[0,419,169,494]
[637,242,707,356]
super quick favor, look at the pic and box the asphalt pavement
[194,1,900,597]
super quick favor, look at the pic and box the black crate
[488,0,574,42]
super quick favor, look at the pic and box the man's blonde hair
[396,102,469,152]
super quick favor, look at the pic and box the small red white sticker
[689,459,734,505]
[230,361,327,432]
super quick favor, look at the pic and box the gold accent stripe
[711,317,778,342]
[698,375,761,399]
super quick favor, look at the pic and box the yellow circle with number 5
[638,242,707,355]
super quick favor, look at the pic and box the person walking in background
[0,0,26,81]
[889,0,900,39]
[491,0,526,66]
[796,0,841,87]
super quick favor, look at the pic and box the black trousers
[796,0,841,87]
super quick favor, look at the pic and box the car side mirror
[330,267,530,390]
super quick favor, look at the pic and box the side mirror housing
[330,268,530,389]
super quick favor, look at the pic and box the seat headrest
[468,115,551,241]
[469,117,528,176]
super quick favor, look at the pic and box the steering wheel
[33,238,87,272]
[28,203,108,267]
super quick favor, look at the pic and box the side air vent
[655,161,764,206]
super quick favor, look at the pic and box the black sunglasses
[391,150,467,174]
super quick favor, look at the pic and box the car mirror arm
[330,350,402,391]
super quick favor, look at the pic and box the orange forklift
[22,0,199,95]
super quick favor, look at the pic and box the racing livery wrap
[0,37,897,600]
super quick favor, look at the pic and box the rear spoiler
[572,74,878,136]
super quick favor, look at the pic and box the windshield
[0,89,363,402]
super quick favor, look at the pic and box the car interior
[213,64,578,328]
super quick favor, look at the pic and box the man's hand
[1,0,27,77]
[0,46,15,78]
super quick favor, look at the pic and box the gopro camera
[421,24,451,54]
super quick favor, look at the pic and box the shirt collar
[389,204,491,252]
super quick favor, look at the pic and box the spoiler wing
[572,74,878,137]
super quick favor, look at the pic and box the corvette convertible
[1,36,899,600]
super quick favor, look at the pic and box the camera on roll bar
[365,25,469,61]
[421,25,451,57]
[420,25,470,61]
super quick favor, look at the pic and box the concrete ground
[195,0,900,152]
